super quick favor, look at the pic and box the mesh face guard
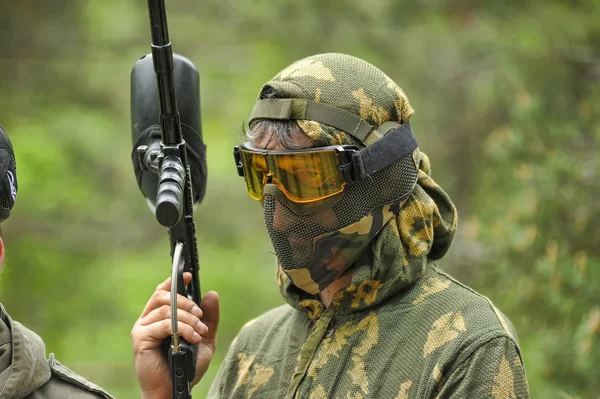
[263,151,419,290]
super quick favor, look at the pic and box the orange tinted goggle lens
[239,147,346,203]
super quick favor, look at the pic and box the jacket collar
[0,305,51,398]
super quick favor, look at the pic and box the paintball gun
[130,1,207,398]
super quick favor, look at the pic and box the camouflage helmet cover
[255,53,415,148]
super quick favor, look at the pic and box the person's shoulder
[238,304,297,335]
[33,355,114,398]
[407,265,520,345]
[0,305,113,399]
[396,265,525,380]
[232,304,299,349]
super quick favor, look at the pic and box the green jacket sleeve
[207,350,231,398]
[207,331,244,399]
[437,336,529,398]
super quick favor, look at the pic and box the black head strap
[342,121,418,183]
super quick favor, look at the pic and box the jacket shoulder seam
[432,266,518,337]
[445,332,523,379]
[432,265,487,299]
[48,354,114,399]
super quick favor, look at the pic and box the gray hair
[245,119,311,150]
[244,87,312,149]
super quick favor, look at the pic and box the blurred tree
[0,0,598,397]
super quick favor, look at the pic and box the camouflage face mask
[264,187,414,295]
[251,120,418,294]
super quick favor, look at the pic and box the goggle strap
[350,121,418,182]
[248,98,419,182]
[250,98,374,142]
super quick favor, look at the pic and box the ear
[0,235,5,266]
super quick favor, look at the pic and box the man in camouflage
[139,53,530,398]
[208,53,529,398]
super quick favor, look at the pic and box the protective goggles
[234,98,419,203]
[234,143,359,203]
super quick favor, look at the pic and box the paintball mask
[234,53,421,294]
[0,125,17,222]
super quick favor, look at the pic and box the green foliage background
[1,1,599,397]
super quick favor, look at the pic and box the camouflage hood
[259,54,458,316]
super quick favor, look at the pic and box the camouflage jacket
[0,305,114,399]
[208,265,529,398]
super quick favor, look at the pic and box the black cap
[0,125,17,222]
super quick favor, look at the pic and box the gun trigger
[137,145,148,170]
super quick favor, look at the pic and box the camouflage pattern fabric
[209,54,529,398]
[209,267,529,399]
[252,53,415,149]
[285,198,409,295]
